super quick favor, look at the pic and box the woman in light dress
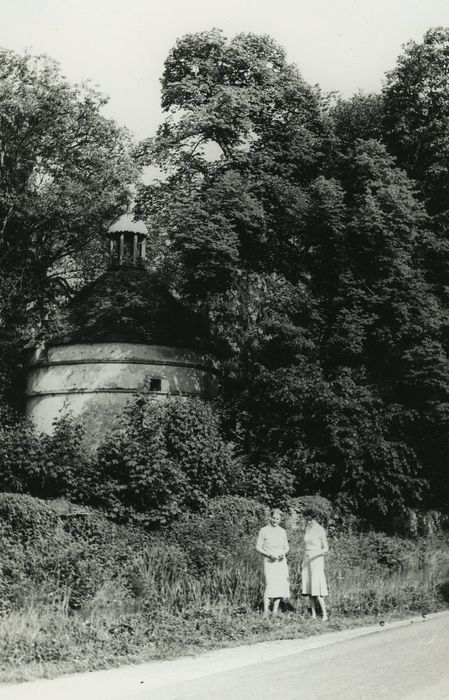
[256,508,290,616]
[301,507,329,620]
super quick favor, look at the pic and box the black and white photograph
[2,1,449,698]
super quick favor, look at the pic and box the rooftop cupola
[107,212,148,268]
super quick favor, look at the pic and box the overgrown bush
[287,495,362,536]
[38,416,96,501]
[0,411,95,502]
[0,493,150,612]
[0,398,243,528]
[95,396,237,526]
[327,531,418,575]
[0,407,45,494]
[168,496,267,572]
[393,508,449,537]
[289,495,333,521]
[231,457,296,507]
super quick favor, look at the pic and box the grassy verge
[1,493,448,683]
[0,598,445,684]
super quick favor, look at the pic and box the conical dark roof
[51,269,210,350]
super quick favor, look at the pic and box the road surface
[131,613,449,700]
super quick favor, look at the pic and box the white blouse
[304,521,328,555]
[256,525,289,557]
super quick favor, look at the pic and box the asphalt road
[134,614,449,700]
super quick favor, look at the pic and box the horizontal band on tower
[28,358,219,374]
[25,388,206,398]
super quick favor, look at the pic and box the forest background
[2,25,449,679]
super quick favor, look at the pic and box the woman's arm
[283,529,290,555]
[256,529,266,556]
[321,529,329,555]
[256,529,276,560]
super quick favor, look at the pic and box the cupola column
[133,233,138,266]
[107,211,149,269]
[119,233,125,266]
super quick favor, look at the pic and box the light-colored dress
[256,524,290,598]
[301,521,328,596]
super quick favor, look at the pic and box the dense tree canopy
[383,28,449,215]
[136,31,329,291]
[135,28,449,525]
[382,28,449,295]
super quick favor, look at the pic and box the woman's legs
[272,598,281,614]
[263,597,282,615]
[263,594,270,616]
[309,596,317,619]
[317,596,328,620]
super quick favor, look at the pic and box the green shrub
[1,398,241,527]
[327,531,417,575]
[0,411,46,494]
[287,494,364,536]
[230,457,296,507]
[205,495,268,533]
[0,493,150,612]
[288,495,333,522]
[355,532,417,570]
[393,508,449,537]
[0,412,95,502]
[37,416,96,501]
[168,496,267,573]
[95,396,237,526]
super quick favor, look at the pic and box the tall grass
[121,534,449,616]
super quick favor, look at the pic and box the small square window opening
[149,378,162,392]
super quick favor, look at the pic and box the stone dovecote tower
[25,213,218,445]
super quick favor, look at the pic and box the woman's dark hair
[302,506,324,522]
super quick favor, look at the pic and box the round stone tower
[25,213,218,444]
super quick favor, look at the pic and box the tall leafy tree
[0,49,138,402]
[383,28,449,295]
[381,28,449,507]
[136,30,330,368]
[383,27,449,217]
[329,92,384,157]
